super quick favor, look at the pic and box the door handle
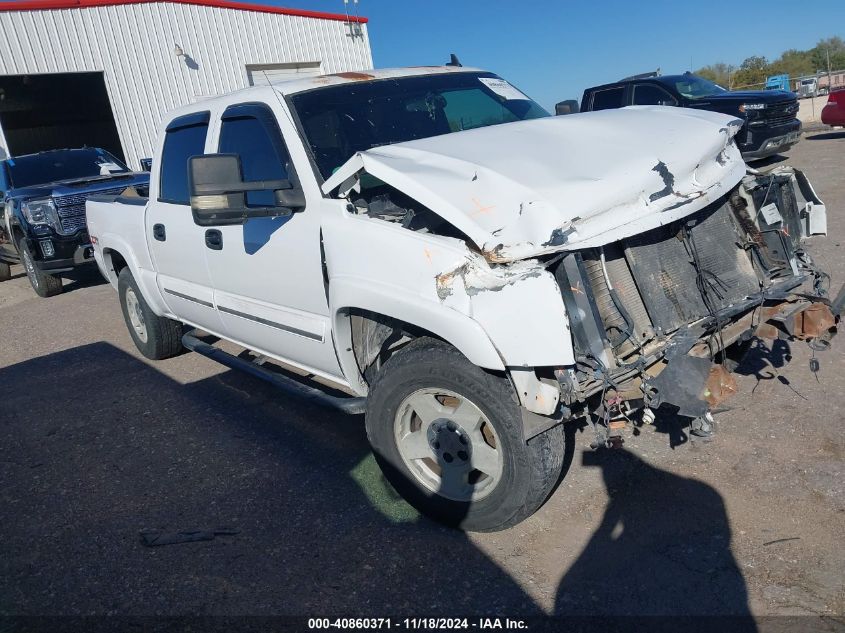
[152,223,166,241]
[205,229,223,250]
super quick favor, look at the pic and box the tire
[118,267,183,360]
[365,338,566,532]
[18,238,62,297]
[0,261,10,282]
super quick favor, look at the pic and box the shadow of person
[0,342,543,617]
[554,449,756,631]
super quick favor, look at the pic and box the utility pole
[827,46,832,93]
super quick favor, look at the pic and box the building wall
[0,1,372,167]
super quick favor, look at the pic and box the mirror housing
[188,154,303,226]
[555,99,580,115]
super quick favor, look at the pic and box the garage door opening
[0,72,124,161]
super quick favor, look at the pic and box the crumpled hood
[322,106,746,262]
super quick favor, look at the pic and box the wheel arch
[329,278,506,396]
[99,237,169,316]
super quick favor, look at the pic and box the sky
[272,0,845,110]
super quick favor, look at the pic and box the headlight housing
[739,103,766,113]
[21,198,59,228]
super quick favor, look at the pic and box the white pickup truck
[87,66,842,531]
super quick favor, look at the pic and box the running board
[181,331,367,415]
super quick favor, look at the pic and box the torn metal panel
[322,107,746,262]
[435,253,576,368]
[320,201,576,375]
[745,167,827,238]
[510,367,561,416]
[645,355,713,418]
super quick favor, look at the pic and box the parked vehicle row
[0,148,149,296]
[577,71,802,161]
[84,66,841,531]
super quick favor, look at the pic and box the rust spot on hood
[333,71,376,81]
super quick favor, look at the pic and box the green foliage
[695,36,843,89]
[733,55,769,87]
[696,62,733,87]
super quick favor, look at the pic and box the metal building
[0,0,372,168]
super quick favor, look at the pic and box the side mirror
[139,158,153,172]
[188,154,303,226]
[555,99,580,115]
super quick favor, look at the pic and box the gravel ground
[0,131,843,627]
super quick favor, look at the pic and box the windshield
[6,148,129,189]
[661,75,727,100]
[290,72,550,180]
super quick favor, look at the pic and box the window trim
[589,85,627,111]
[157,111,211,205]
[217,101,300,209]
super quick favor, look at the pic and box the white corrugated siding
[0,2,372,167]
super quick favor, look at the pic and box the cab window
[590,86,626,111]
[159,111,210,204]
[633,84,678,106]
[218,103,292,208]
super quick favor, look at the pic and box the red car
[821,88,845,127]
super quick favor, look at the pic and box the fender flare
[99,234,169,316]
[329,277,505,394]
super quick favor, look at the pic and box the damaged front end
[551,166,841,444]
[321,108,840,442]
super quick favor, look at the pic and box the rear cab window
[159,111,210,204]
[590,86,627,111]
[632,84,677,106]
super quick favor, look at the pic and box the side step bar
[182,331,367,415]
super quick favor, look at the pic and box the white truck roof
[173,66,482,114]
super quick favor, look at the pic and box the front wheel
[19,239,62,297]
[0,261,10,282]
[365,338,566,532]
[118,267,183,360]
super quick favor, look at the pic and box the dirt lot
[1,131,844,628]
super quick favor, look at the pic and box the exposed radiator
[623,199,760,333]
[582,244,653,354]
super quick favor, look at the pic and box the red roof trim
[0,0,368,22]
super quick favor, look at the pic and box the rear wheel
[118,267,183,360]
[19,238,62,297]
[0,261,10,282]
[365,338,566,532]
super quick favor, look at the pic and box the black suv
[579,72,801,161]
[0,148,149,297]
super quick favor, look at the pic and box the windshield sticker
[479,77,529,101]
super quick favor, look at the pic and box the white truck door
[203,101,344,382]
[146,111,224,333]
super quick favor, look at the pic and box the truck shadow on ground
[60,266,109,294]
[806,130,845,141]
[0,342,754,626]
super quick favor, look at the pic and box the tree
[695,62,733,87]
[810,37,845,73]
[732,55,769,88]
[768,49,814,79]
